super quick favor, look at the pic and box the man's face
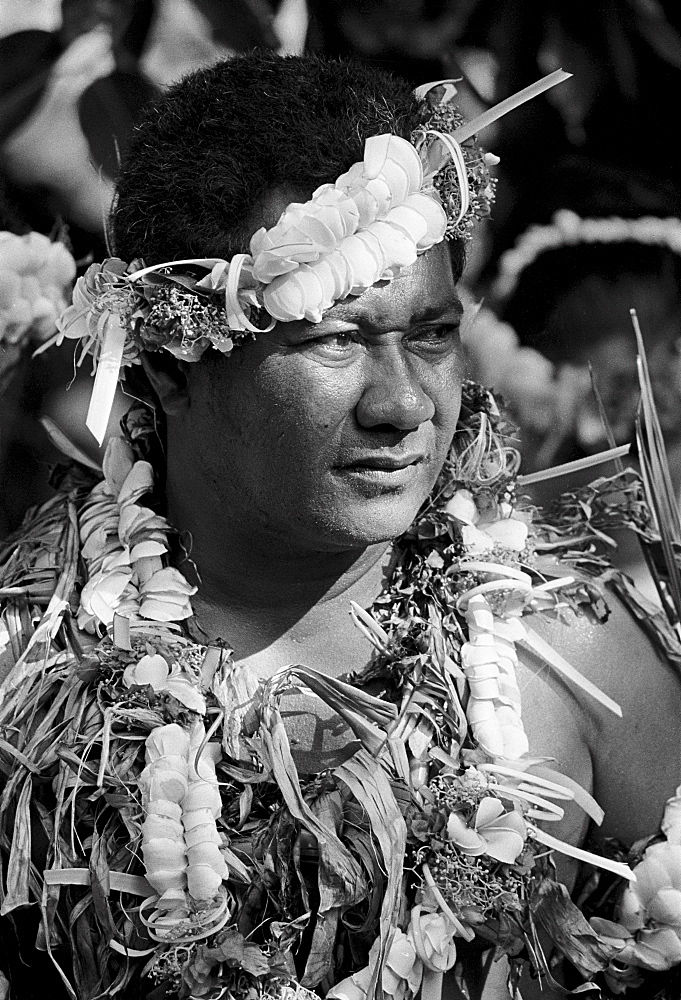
[178,242,464,552]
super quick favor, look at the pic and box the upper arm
[527,581,681,846]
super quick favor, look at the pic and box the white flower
[0,231,76,346]
[446,797,526,864]
[123,652,206,714]
[445,489,530,555]
[327,927,423,1000]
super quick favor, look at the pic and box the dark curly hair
[111,50,465,279]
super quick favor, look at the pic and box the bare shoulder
[522,572,681,846]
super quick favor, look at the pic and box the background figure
[456,0,681,489]
[459,156,681,605]
[466,159,681,479]
[458,0,681,257]
[0,0,292,537]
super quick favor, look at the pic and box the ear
[139,350,190,415]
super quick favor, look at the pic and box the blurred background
[2,0,681,565]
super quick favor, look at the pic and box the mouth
[335,453,426,488]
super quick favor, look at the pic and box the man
[1,52,680,1000]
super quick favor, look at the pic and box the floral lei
[1,384,680,1000]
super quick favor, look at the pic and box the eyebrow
[411,298,464,323]
[328,294,463,329]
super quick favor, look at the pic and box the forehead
[319,242,461,330]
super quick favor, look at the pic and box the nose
[355,345,435,431]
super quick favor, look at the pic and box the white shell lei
[77,438,196,630]
[139,722,230,942]
[459,594,529,760]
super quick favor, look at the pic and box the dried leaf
[204,927,270,977]
[530,880,620,976]
[260,710,366,908]
[336,751,407,1000]
[0,776,33,915]
[301,790,346,986]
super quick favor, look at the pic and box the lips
[338,452,425,472]
[339,453,424,471]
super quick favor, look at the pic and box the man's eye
[411,324,460,350]
[312,332,357,353]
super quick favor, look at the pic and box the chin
[317,495,425,549]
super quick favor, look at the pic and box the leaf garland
[0,381,679,1000]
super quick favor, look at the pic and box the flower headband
[492,209,681,301]
[44,70,569,444]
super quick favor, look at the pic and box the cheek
[252,357,360,444]
[429,354,465,432]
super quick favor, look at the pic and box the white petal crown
[42,70,569,444]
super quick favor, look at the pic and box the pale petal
[471,718,505,757]
[142,815,184,841]
[662,789,681,845]
[139,597,193,622]
[385,204,429,245]
[142,839,186,870]
[443,489,478,524]
[252,249,300,283]
[306,259,339,311]
[263,272,306,321]
[299,215,338,252]
[145,868,187,894]
[386,931,418,978]
[368,221,417,273]
[325,250,352,300]
[130,539,167,560]
[339,234,383,294]
[362,177,392,217]
[391,139,424,193]
[474,797,505,827]
[164,677,206,714]
[183,783,221,816]
[446,811,486,854]
[186,864,224,900]
[118,461,154,506]
[500,724,530,760]
[460,524,494,555]
[630,927,681,971]
[123,653,169,690]
[647,888,681,927]
[635,851,678,903]
[377,157,410,205]
[646,843,681,891]
[141,567,196,595]
[402,192,447,248]
[143,785,186,811]
[362,134,393,179]
[355,230,387,274]
[184,822,222,848]
[617,886,647,931]
[482,517,529,551]
[349,186,380,228]
[102,437,135,495]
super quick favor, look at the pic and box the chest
[235,615,594,859]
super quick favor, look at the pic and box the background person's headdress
[41,69,569,444]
